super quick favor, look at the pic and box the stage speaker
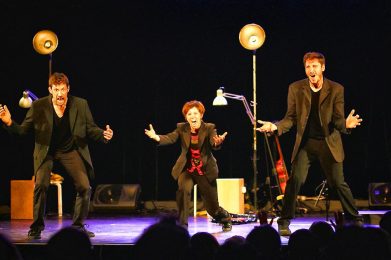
[92,184,141,212]
[368,183,391,208]
[216,178,245,214]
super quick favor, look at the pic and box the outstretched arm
[0,104,12,126]
[145,124,160,142]
[346,109,363,129]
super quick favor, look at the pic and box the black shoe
[278,224,291,236]
[347,216,364,227]
[213,207,232,232]
[72,224,95,237]
[27,228,42,239]
[277,219,291,236]
[222,221,232,232]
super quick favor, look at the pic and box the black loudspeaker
[368,183,391,208]
[92,184,141,212]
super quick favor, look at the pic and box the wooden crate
[216,178,245,214]
[11,180,34,219]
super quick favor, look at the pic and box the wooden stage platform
[0,207,387,260]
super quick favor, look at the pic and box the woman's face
[186,107,203,131]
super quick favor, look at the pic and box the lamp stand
[49,53,53,78]
[251,50,259,211]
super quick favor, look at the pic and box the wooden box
[11,180,34,219]
[216,178,245,214]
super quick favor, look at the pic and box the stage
[0,208,387,260]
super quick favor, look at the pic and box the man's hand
[346,109,363,129]
[213,132,227,146]
[144,124,160,142]
[256,120,277,133]
[103,125,113,141]
[0,104,12,126]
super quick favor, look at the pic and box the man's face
[186,107,203,131]
[49,83,69,106]
[305,58,325,87]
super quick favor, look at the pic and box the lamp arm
[223,92,255,124]
[26,90,38,101]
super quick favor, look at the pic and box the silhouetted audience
[45,226,93,260]
[324,225,391,260]
[284,228,320,260]
[309,221,335,254]
[215,235,257,260]
[0,233,23,260]
[133,215,190,259]
[246,224,282,259]
[189,232,219,260]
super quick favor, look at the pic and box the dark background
[1,0,390,213]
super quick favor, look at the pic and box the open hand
[213,132,227,146]
[0,104,12,126]
[256,120,277,133]
[346,109,363,129]
[145,124,160,142]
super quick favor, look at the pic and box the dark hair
[49,72,70,88]
[181,100,205,118]
[303,52,326,66]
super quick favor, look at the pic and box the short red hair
[182,100,205,118]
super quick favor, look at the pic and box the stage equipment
[19,90,38,108]
[92,184,142,212]
[368,183,391,208]
[32,30,58,78]
[214,23,266,210]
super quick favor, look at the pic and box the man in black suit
[258,52,363,235]
[0,72,113,239]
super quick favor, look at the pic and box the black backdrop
[1,0,390,211]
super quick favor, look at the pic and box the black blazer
[5,95,107,179]
[157,121,221,182]
[277,78,349,163]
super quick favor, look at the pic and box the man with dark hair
[258,52,363,236]
[0,72,113,239]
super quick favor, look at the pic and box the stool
[50,179,63,217]
[193,184,198,217]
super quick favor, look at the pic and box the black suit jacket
[5,95,107,179]
[277,78,349,163]
[158,121,221,182]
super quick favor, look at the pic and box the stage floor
[0,210,385,246]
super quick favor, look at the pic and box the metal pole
[252,50,258,210]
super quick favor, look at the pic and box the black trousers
[176,172,220,226]
[31,150,91,230]
[279,138,360,223]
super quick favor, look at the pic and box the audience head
[0,233,23,260]
[309,221,335,249]
[46,227,93,260]
[287,228,319,259]
[189,232,219,260]
[133,215,190,259]
[215,235,256,260]
[246,224,281,259]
